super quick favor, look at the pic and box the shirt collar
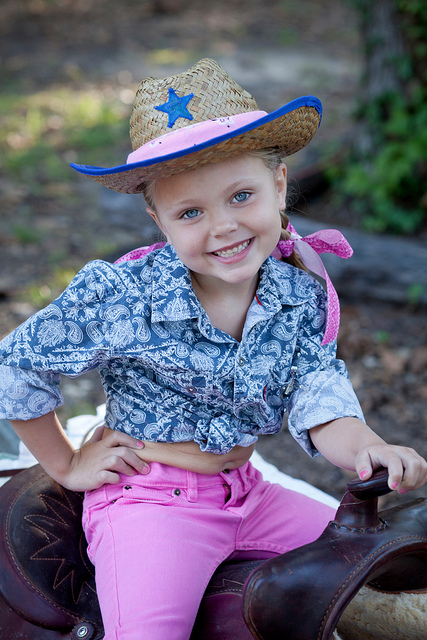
[151,244,202,323]
[256,257,316,313]
[150,245,315,324]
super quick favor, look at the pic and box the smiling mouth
[212,239,251,258]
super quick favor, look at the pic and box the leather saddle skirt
[0,465,426,640]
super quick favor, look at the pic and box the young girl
[0,59,426,639]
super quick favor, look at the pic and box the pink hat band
[127,111,267,166]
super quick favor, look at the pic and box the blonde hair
[141,148,306,271]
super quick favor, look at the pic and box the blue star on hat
[155,87,194,128]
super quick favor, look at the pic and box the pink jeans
[82,460,335,640]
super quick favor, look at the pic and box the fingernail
[137,441,144,448]
[391,482,399,490]
[398,488,408,494]
[141,465,150,474]
[359,470,369,480]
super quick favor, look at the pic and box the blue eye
[182,209,201,219]
[233,191,250,203]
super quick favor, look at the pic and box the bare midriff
[102,427,255,474]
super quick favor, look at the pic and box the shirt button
[223,469,230,474]
[186,386,196,393]
[238,357,246,366]
[174,489,181,496]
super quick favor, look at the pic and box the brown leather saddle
[0,465,426,640]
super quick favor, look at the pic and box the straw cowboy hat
[70,58,322,194]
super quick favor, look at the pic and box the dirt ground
[0,0,426,507]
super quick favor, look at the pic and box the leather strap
[0,468,26,477]
[242,469,427,640]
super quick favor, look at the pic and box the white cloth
[0,404,338,508]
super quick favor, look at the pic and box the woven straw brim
[73,104,320,194]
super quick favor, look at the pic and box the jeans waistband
[84,459,260,507]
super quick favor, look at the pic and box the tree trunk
[354,0,406,156]
[360,0,406,100]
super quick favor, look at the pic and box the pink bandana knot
[272,223,353,345]
[115,223,353,346]
[115,242,166,264]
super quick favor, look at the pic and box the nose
[210,207,239,237]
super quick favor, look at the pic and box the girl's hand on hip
[355,444,427,493]
[63,426,150,491]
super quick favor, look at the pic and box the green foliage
[12,223,42,244]
[0,86,130,189]
[331,0,427,234]
[332,90,427,234]
[375,330,390,344]
[407,282,424,306]
[0,79,133,275]
[23,268,79,307]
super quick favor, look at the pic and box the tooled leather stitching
[207,577,248,595]
[329,517,387,534]
[24,510,96,603]
[317,535,427,640]
[4,472,89,620]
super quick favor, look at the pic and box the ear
[275,163,288,210]
[146,206,160,227]
[146,206,165,232]
[146,207,171,243]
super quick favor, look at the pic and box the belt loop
[237,461,252,493]
[186,471,198,502]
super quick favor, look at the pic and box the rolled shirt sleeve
[0,261,110,420]
[286,285,365,457]
[0,364,63,420]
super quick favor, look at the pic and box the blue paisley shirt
[0,244,364,456]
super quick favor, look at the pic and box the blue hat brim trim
[70,96,322,177]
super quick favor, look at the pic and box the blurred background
[0,0,426,503]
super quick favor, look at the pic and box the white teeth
[213,239,250,257]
